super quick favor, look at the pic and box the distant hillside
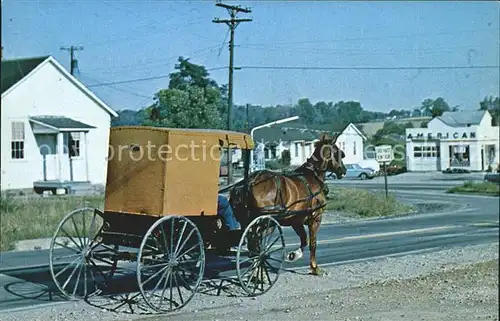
[357,116,431,137]
[111,109,145,127]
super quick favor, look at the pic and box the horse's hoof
[310,267,321,276]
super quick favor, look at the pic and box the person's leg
[217,195,241,230]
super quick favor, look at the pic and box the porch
[29,116,95,195]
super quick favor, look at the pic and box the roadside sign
[375,145,394,164]
[375,144,393,199]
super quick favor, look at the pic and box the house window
[69,132,81,157]
[414,145,440,158]
[295,143,299,157]
[449,145,470,167]
[353,141,357,155]
[11,121,25,159]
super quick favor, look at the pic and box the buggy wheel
[236,215,285,296]
[49,207,118,300]
[137,215,205,313]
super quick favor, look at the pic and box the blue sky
[2,1,499,113]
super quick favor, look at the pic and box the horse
[230,133,346,276]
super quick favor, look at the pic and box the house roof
[253,121,366,144]
[1,55,118,117]
[254,126,328,144]
[339,123,367,140]
[435,110,487,127]
[1,56,49,94]
[30,116,96,131]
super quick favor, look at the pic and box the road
[0,180,498,314]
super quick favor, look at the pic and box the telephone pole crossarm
[215,2,251,13]
[60,45,84,75]
[212,18,253,25]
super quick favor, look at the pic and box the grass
[447,181,500,197]
[0,194,104,252]
[325,186,416,218]
[0,186,414,251]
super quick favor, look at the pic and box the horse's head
[309,132,347,179]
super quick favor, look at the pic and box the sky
[2,1,499,113]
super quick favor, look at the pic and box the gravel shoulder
[0,242,497,321]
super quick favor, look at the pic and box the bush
[447,181,499,196]
[280,150,291,167]
[325,187,415,217]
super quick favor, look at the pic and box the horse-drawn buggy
[48,126,346,313]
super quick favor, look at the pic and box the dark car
[442,168,471,174]
[484,172,500,183]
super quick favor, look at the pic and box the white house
[253,123,372,169]
[405,110,499,172]
[1,55,118,192]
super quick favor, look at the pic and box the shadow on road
[0,253,265,315]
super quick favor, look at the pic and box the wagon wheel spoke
[237,216,285,296]
[50,208,117,301]
[53,241,81,254]
[59,227,82,251]
[137,216,205,313]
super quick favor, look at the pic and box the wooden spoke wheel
[49,207,118,300]
[236,215,285,296]
[136,215,205,313]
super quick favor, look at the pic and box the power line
[85,64,498,88]
[86,66,228,87]
[242,27,500,47]
[234,65,499,71]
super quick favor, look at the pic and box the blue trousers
[217,195,241,230]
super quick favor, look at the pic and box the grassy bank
[447,181,500,197]
[1,187,415,251]
[325,187,416,217]
[0,194,104,251]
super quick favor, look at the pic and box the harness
[242,159,330,220]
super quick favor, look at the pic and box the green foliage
[326,187,415,217]
[144,57,225,129]
[280,149,291,167]
[108,58,499,136]
[1,195,104,251]
[146,86,223,129]
[447,181,499,197]
[479,96,500,126]
[419,97,453,117]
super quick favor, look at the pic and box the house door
[36,134,58,181]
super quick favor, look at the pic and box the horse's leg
[308,213,323,276]
[286,223,308,262]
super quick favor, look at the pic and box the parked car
[442,168,471,174]
[484,172,500,183]
[380,164,407,176]
[327,163,376,180]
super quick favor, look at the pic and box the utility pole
[60,45,84,75]
[213,1,252,186]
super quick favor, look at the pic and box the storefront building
[405,110,499,172]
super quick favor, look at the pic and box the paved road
[0,186,498,313]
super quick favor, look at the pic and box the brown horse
[230,133,346,276]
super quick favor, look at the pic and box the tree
[144,57,225,129]
[280,149,291,167]
[480,96,500,126]
[145,86,222,129]
[168,57,218,90]
[420,97,451,117]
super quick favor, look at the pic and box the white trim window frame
[11,121,25,160]
[69,132,82,158]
